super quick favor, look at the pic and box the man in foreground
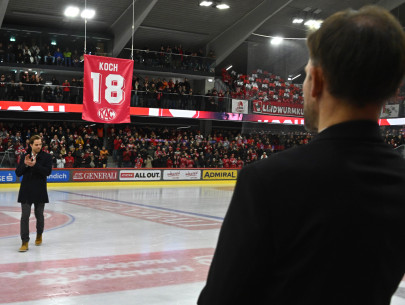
[198,6,405,305]
[15,135,52,252]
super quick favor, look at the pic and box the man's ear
[310,66,324,99]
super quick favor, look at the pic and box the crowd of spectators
[0,72,84,103]
[0,39,216,74]
[132,45,216,73]
[222,68,304,105]
[0,41,85,67]
[0,122,404,169]
[0,71,235,111]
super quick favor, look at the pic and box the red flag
[82,55,134,123]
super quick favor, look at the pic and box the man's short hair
[307,5,405,106]
[29,135,41,145]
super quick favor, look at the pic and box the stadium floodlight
[81,9,96,19]
[199,1,213,6]
[270,37,283,45]
[216,3,230,9]
[64,6,80,18]
[292,18,304,24]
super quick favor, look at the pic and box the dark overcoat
[198,120,405,305]
[15,149,52,203]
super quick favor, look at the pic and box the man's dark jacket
[15,149,52,203]
[198,120,405,305]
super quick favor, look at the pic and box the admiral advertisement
[202,170,238,180]
[163,170,201,181]
[119,170,161,181]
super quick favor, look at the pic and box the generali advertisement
[72,170,118,182]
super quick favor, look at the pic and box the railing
[121,48,216,75]
[0,48,216,75]
[1,81,404,118]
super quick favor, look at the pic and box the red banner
[82,55,133,123]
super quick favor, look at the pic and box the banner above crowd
[252,100,304,117]
[82,55,134,124]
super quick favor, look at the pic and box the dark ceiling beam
[0,0,9,28]
[206,0,294,67]
[376,0,405,10]
[111,0,158,57]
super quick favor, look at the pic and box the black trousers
[20,202,45,242]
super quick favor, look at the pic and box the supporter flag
[83,54,134,123]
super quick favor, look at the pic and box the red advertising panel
[72,170,118,182]
[82,55,134,123]
[1,101,404,126]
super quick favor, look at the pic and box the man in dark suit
[15,134,52,252]
[198,6,405,305]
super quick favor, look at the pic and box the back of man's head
[307,5,405,106]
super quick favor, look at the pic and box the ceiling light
[292,18,304,24]
[81,9,95,19]
[199,1,213,6]
[270,37,283,45]
[64,6,80,17]
[304,19,322,29]
[226,65,233,71]
[216,3,230,9]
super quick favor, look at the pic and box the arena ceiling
[1,0,405,77]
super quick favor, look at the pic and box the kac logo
[97,107,116,121]
[0,171,17,183]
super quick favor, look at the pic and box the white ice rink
[0,183,404,305]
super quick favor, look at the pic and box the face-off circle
[0,207,73,238]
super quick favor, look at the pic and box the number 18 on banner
[82,54,134,124]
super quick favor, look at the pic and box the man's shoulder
[248,145,312,173]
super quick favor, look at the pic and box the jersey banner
[83,54,134,123]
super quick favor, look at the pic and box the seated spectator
[63,48,72,67]
[43,45,55,64]
[72,50,81,67]
[54,48,64,66]
[6,43,16,63]
[30,43,41,64]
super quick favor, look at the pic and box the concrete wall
[246,39,308,80]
